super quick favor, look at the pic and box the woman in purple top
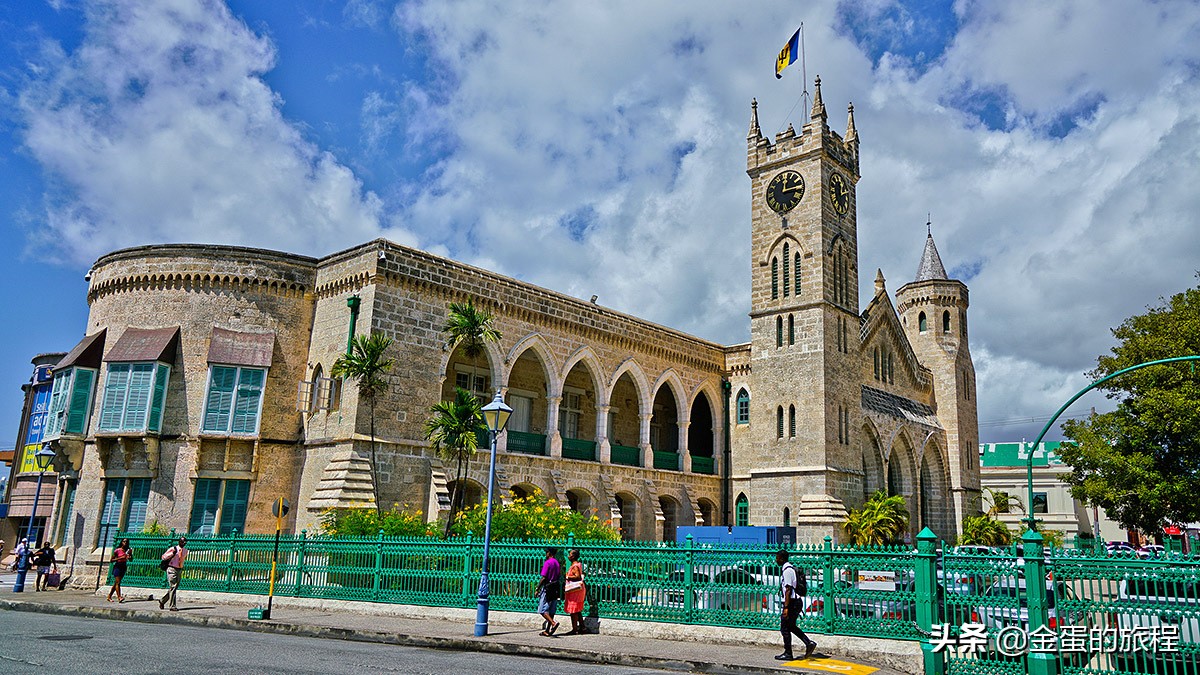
[535,547,562,636]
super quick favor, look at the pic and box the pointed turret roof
[845,102,858,144]
[748,98,762,141]
[810,75,826,122]
[914,231,948,282]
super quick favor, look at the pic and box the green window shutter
[189,479,222,535]
[794,253,801,294]
[64,368,96,435]
[219,480,250,534]
[735,494,749,527]
[775,316,782,347]
[125,479,151,534]
[202,366,238,433]
[776,407,784,438]
[98,364,130,431]
[782,243,790,297]
[44,371,72,439]
[771,258,779,299]
[147,364,170,433]
[231,368,265,435]
[735,389,749,425]
[122,363,155,431]
[99,479,125,549]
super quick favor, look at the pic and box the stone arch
[687,384,719,463]
[759,232,809,268]
[447,477,486,513]
[650,370,689,419]
[565,487,596,516]
[559,346,605,395]
[860,420,886,508]
[504,333,558,392]
[887,429,920,540]
[439,334,504,403]
[510,482,540,501]
[607,358,651,414]
[697,498,717,527]
[919,438,953,538]
[559,348,603,445]
[614,491,640,541]
[649,371,684,466]
[659,495,681,542]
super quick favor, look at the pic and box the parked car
[1106,541,1137,556]
[1137,544,1166,559]
[1111,577,1199,674]
[972,577,1090,664]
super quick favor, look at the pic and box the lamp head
[480,389,512,433]
[35,445,56,471]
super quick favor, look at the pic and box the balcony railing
[690,455,715,475]
[652,450,679,471]
[561,438,596,461]
[506,430,546,456]
[610,444,641,467]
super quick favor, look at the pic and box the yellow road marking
[784,657,879,675]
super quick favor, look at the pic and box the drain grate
[38,635,93,641]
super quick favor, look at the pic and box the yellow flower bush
[449,489,620,542]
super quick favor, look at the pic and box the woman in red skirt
[562,549,588,634]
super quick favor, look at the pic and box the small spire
[810,75,826,122]
[748,98,762,141]
[845,102,858,143]
[875,268,886,295]
[915,228,949,282]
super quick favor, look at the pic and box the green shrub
[449,489,620,542]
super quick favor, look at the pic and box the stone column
[639,413,653,468]
[545,395,562,459]
[678,420,691,473]
[596,405,611,463]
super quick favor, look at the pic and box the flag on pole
[775,27,800,79]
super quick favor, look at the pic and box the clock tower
[736,77,863,539]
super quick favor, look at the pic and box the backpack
[159,546,176,571]
[783,561,807,597]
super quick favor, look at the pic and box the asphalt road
[0,611,682,675]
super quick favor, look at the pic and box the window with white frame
[97,362,170,433]
[202,365,266,435]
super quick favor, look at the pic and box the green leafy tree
[425,387,484,537]
[982,487,1024,517]
[449,489,620,542]
[960,514,1013,546]
[1059,281,1200,534]
[843,491,910,546]
[332,333,394,513]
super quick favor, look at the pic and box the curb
[0,598,799,675]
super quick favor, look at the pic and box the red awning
[104,327,180,363]
[55,329,107,370]
[207,327,275,368]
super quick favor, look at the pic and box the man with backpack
[775,549,817,661]
[158,536,188,611]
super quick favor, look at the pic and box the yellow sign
[785,658,879,675]
[19,444,40,474]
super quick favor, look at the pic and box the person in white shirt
[775,549,816,661]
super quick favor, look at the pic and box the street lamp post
[474,389,512,637]
[13,445,56,592]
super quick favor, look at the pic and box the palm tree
[332,333,394,513]
[961,514,1013,546]
[424,387,484,537]
[843,491,910,546]
[439,299,502,518]
[982,487,1024,517]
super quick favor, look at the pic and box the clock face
[828,172,850,215]
[765,170,805,214]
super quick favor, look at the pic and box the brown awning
[104,327,180,363]
[207,327,275,368]
[54,329,107,371]
[6,476,56,518]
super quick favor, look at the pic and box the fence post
[294,530,307,597]
[1022,529,1057,675]
[225,530,238,592]
[683,534,695,623]
[461,532,475,604]
[372,529,384,600]
[1166,536,1182,555]
[916,528,945,675]
[822,536,835,633]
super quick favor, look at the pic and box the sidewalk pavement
[0,580,918,675]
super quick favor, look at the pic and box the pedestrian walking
[108,539,132,602]
[535,547,562,636]
[775,549,816,661]
[33,542,57,591]
[11,538,29,572]
[562,548,588,635]
[158,536,188,611]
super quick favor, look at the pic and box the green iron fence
[506,431,546,456]
[610,444,641,467]
[112,528,1199,674]
[691,456,715,475]
[561,438,597,461]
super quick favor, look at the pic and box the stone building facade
[37,79,978,558]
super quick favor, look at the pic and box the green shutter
[735,494,749,527]
[218,480,250,534]
[230,368,265,435]
[99,479,125,549]
[122,363,155,430]
[202,366,238,433]
[64,368,96,435]
[782,243,790,297]
[189,479,222,535]
[794,253,801,294]
[44,371,72,438]
[147,364,169,433]
[125,479,151,534]
[771,258,779,299]
[98,364,130,431]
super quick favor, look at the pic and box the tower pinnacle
[749,98,762,141]
[915,230,949,282]
[810,75,826,123]
[846,102,858,144]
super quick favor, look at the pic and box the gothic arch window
[736,389,750,425]
[735,494,749,526]
[787,315,795,346]
[873,347,880,380]
[782,243,791,297]
[887,351,895,384]
[918,312,927,333]
[795,252,802,295]
[788,405,796,438]
[776,316,783,347]
[942,310,951,333]
[776,406,784,439]
[783,507,791,527]
[771,258,779,299]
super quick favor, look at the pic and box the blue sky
[2,0,1200,448]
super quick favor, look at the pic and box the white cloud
[17,0,392,264]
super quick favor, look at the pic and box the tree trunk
[370,395,380,515]
[444,454,464,539]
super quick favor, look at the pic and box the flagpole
[800,22,809,121]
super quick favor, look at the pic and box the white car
[1111,577,1198,674]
